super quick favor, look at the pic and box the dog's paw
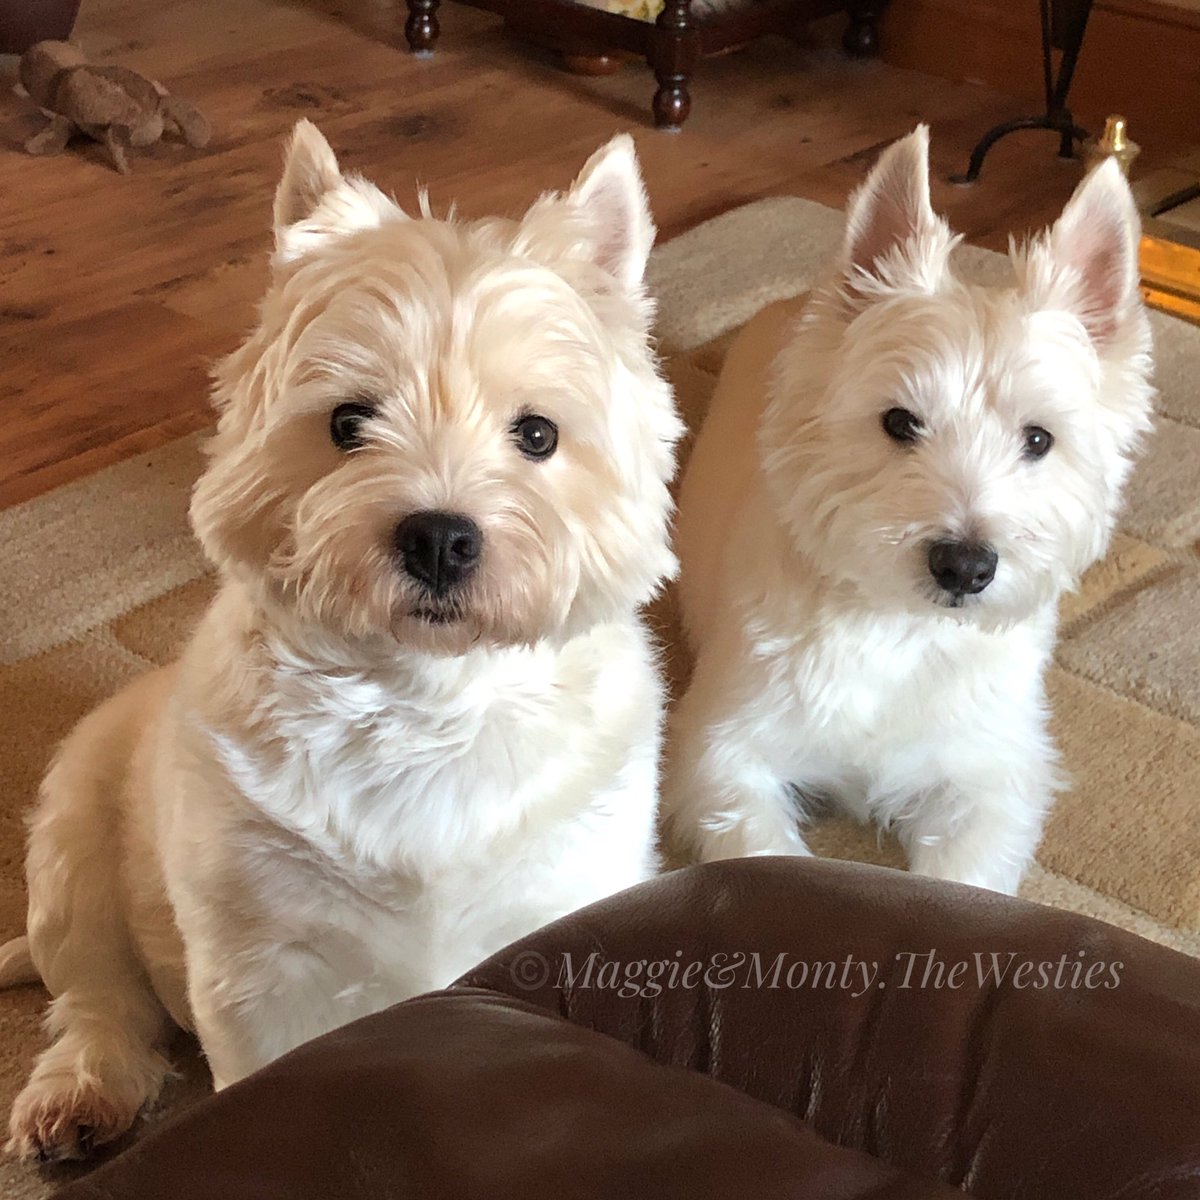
[691,815,812,863]
[907,841,1026,896]
[6,1074,140,1162]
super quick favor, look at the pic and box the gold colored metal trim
[1140,233,1200,327]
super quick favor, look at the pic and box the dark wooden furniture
[404,0,886,129]
[0,0,82,53]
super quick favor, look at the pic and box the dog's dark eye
[330,402,377,452]
[881,407,923,444]
[1022,425,1054,461]
[512,414,558,461]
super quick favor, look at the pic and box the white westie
[2,121,682,1160]
[664,126,1153,896]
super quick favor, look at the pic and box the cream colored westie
[664,127,1153,896]
[2,122,682,1160]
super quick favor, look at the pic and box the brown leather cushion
[55,859,1200,1198]
[464,859,1200,1198]
[55,987,959,1200]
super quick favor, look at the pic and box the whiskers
[873,523,925,548]
[1011,525,1046,544]
[410,604,465,626]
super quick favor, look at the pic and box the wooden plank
[0,0,1181,507]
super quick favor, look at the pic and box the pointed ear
[566,134,655,291]
[1045,157,1142,346]
[841,125,950,291]
[272,120,399,264]
[274,120,343,237]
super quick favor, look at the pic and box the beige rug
[3,196,1200,1194]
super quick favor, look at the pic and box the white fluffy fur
[664,127,1153,896]
[3,122,682,1161]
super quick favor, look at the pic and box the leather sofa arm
[55,986,960,1199]
[51,858,1200,1198]
[462,858,1200,1199]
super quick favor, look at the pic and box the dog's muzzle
[394,511,482,601]
[927,538,998,598]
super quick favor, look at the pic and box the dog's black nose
[395,512,482,595]
[927,539,998,597]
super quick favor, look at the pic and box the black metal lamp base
[950,113,1090,186]
[951,0,1094,185]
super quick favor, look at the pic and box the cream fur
[664,127,1153,896]
[4,122,682,1161]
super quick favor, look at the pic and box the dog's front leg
[897,767,1055,896]
[665,645,811,863]
[187,945,333,1089]
[186,936,384,1099]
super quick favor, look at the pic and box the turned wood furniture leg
[405,0,440,53]
[842,0,883,57]
[651,0,700,129]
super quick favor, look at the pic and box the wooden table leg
[843,0,883,56]
[651,0,699,129]
[406,0,441,53]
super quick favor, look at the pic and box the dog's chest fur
[233,641,613,867]
[165,587,660,992]
[730,555,1057,808]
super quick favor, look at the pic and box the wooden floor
[0,0,1181,509]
